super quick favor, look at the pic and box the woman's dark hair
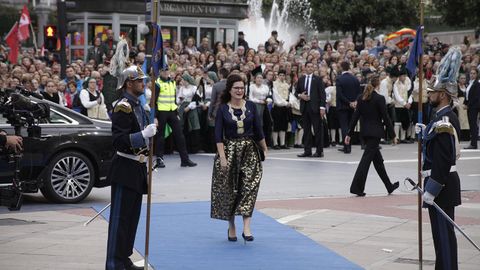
[213,41,225,55]
[324,43,332,51]
[220,74,244,104]
[362,75,380,100]
[333,40,340,50]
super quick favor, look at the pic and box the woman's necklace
[227,100,247,134]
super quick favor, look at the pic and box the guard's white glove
[415,123,426,135]
[143,104,151,112]
[188,102,197,110]
[141,124,157,139]
[422,191,435,205]
[266,98,273,104]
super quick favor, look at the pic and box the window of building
[161,26,177,48]
[120,24,137,46]
[89,24,112,45]
[218,28,235,47]
[200,28,215,49]
[181,27,197,46]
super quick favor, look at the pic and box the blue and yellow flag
[406,26,423,78]
[152,24,165,77]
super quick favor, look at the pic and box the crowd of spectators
[0,29,479,152]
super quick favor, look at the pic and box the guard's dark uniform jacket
[422,105,461,270]
[422,105,461,208]
[107,92,149,194]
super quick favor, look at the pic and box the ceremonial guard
[419,47,462,270]
[105,40,157,270]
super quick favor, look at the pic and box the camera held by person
[0,86,50,210]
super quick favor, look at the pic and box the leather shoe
[388,181,399,194]
[125,260,143,270]
[155,157,165,168]
[337,148,345,153]
[464,145,478,149]
[351,192,366,197]
[297,152,312,157]
[312,152,324,158]
[126,264,143,270]
[181,159,197,167]
[293,144,304,148]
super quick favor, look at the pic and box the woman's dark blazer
[347,91,395,139]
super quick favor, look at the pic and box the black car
[0,98,114,203]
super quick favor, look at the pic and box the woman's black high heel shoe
[242,233,254,244]
[228,229,237,242]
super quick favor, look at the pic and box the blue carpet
[94,201,362,270]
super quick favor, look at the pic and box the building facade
[66,0,249,60]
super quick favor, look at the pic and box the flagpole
[29,22,38,52]
[145,0,159,269]
[417,1,425,269]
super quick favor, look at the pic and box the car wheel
[40,151,95,203]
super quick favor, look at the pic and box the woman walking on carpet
[211,74,267,243]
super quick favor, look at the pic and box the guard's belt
[116,151,148,163]
[422,165,456,178]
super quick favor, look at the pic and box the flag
[406,26,424,78]
[18,5,30,42]
[386,28,416,41]
[152,24,165,77]
[164,123,172,138]
[5,22,19,64]
[395,37,410,50]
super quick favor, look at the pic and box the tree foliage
[310,0,418,41]
[432,0,480,27]
[0,5,21,38]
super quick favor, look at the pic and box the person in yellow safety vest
[154,68,197,168]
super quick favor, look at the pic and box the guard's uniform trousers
[106,92,149,270]
[422,106,461,270]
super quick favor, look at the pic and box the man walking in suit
[464,68,479,149]
[208,68,229,122]
[336,61,361,153]
[295,61,326,157]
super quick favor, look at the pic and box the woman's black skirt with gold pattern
[210,137,263,220]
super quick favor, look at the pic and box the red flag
[5,22,19,64]
[18,5,30,42]
[396,37,410,50]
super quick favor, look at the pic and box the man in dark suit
[336,61,361,153]
[106,66,156,270]
[464,68,479,149]
[87,37,105,65]
[295,61,326,157]
[208,68,229,122]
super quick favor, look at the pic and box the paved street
[1,142,479,269]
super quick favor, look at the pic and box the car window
[0,113,7,125]
[48,109,73,124]
[0,107,74,125]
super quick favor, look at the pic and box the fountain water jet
[239,0,315,51]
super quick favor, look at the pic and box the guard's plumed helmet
[109,38,147,89]
[426,46,462,97]
[118,65,147,89]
